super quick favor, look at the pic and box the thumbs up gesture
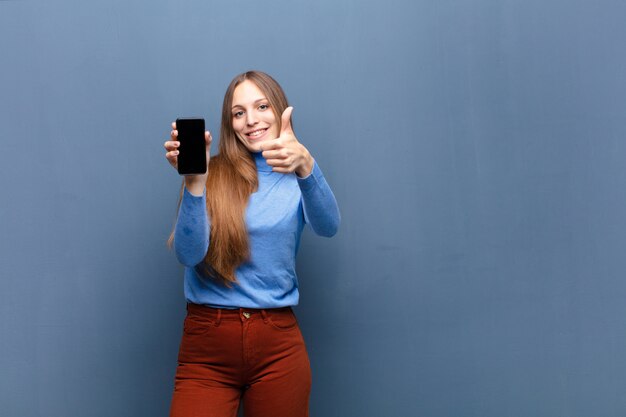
[260,107,314,177]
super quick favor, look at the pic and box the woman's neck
[253,151,273,172]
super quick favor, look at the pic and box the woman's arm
[165,121,213,266]
[297,161,340,237]
[173,187,211,266]
[258,107,340,236]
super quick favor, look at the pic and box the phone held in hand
[176,118,207,176]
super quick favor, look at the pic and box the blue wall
[2,0,626,416]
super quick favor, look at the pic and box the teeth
[248,129,266,137]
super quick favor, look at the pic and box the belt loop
[261,309,268,323]
[216,308,222,326]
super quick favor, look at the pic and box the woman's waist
[186,302,294,322]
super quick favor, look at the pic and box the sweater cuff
[296,161,323,192]
[181,186,207,215]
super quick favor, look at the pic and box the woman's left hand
[260,107,314,177]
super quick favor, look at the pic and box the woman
[163,71,340,417]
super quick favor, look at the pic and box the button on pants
[169,303,312,417]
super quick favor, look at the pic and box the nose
[246,110,258,126]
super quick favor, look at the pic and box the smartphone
[176,117,207,175]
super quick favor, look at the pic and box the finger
[265,158,291,167]
[205,131,212,145]
[171,121,177,130]
[271,166,293,174]
[262,149,287,160]
[280,106,294,135]
[259,138,283,152]
[171,130,178,140]
[164,140,180,151]
[165,150,179,165]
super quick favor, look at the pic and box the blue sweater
[174,152,340,308]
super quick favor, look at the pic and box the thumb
[280,106,294,135]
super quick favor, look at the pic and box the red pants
[169,303,311,417]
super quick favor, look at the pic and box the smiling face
[231,80,279,153]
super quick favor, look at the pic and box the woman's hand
[164,122,212,195]
[260,107,314,178]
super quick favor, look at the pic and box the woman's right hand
[164,121,212,195]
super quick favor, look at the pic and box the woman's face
[231,80,278,153]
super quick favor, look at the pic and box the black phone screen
[176,118,207,175]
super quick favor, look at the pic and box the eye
[259,104,270,111]
[233,110,244,118]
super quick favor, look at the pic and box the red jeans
[169,303,311,417]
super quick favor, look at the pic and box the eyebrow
[231,98,268,111]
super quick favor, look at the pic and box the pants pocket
[267,309,299,331]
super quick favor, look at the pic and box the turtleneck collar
[253,151,273,172]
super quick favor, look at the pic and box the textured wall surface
[1,0,626,416]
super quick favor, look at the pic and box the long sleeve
[297,161,340,237]
[176,152,338,308]
[174,187,210,267]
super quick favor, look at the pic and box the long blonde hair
[169,71,290,285]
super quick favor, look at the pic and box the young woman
[163,71,340,417]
